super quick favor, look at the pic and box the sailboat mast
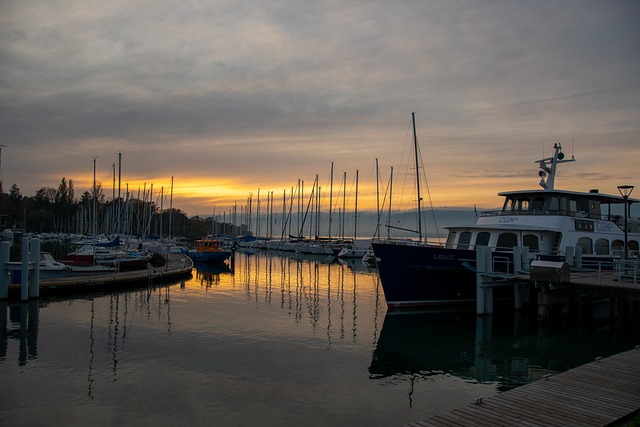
[117,152,122,235]
[168,176,174,240]
[375,158,380,239]
[388,166,393,239]
[412,112,423,242]
[328,162,333,240]
[354,169,359,241]
[342,171,346,240]
[92,157,97,236]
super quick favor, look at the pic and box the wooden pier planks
[406,347,640,427]
[7,254,193,298]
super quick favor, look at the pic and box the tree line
[0,178,245,239]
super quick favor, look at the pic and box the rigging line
[393,121,414,229]
[416,137,441,242]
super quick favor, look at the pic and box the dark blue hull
[371,242,481,309]
[188,250,233,264]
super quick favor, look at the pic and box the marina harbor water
[1,249,639,426]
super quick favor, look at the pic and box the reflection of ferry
[372,143,640,308]
[369,312,476,380]
[369,311,539,390]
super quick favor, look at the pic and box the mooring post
[21,237,29,301]
[29,238,40,299]
[0,241,10,300]
[565,246,575,267]
[514,283,523,311]
[476,246,492,315]
[575,245,582,268]
[513,246,522,273]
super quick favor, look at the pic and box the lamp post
[617,185,634,259]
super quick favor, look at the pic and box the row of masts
[65,153,178,241]
[224,112,429,243]
[79,113,428,243]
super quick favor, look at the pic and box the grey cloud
[1,0,639,209]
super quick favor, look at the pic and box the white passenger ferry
[371,143,638,308]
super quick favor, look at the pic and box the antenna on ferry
[536,142,575,190]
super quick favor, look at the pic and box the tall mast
[117,152,122,235]
[159,186,163,238]
[375,158,380,239]
[412,112,423,242]
[328,161,334,240]
[92,157,97,236]
[388,166,393,239]
[168,176,173,240]
[354,169,359,241]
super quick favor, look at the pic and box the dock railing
[614,258,639,285]
[568,258,640,287]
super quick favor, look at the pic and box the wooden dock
[406,347,640,427]
[6,253,193,298]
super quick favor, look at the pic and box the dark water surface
[1,249,639,426]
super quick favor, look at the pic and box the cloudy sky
[1,0,639,217]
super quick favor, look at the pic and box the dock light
[617,185,634,259]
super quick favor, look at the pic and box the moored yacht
[372,143,639,309]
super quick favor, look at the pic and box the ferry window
[475,232,490,247]
[518,199,529,211]
[546,197,559,211]
[458,232,472,250]
[569,200,578,212]
[577,199,590,213]
[595,238,609,255]
[523,234,539,251]
[532,197,545,211]
[611,239,624,257]
[497,232,517,250]
[445,231,457,248]
[629,240,639,255]
[577,237,593,255]
[559,197,569,212]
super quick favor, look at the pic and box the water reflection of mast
[164,286,171,333]
[372,274,382,345]
[279,254,286,310]
[311,260,320,328]
[287,255,293,315]
[266,253,273,305]
[326,259,333,350]
[108,294,119,380]
[339,260,345,340]
[88,298,95,398]
[294,257,303,323]
[252,252,260,306]
[352,267,357,342]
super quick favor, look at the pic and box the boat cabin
[195,239,223,252]
[444,189,640,258]
[495,189,633,221]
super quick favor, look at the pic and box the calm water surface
[1,249,639,426]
